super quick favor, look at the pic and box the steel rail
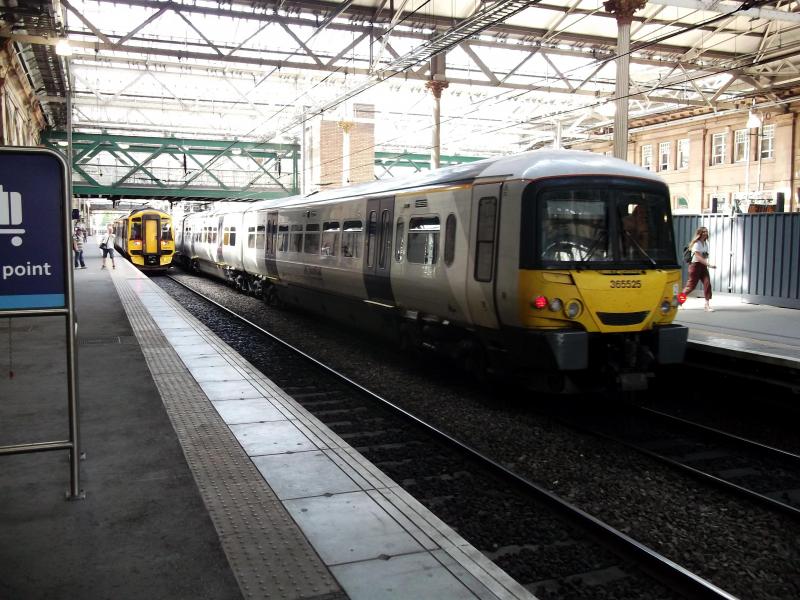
[551,409,800,521]
[164,273,739,600]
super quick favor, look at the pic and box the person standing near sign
[72,229,86,269]
[682,226,716,311]
[100,224,116,270]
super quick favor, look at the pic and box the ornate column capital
[337,120,354,134]
[425,79,449,99]
[603,0,646,24]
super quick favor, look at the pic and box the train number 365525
[610,280,642,288]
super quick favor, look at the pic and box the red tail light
[677,293,687,305]
[532,295,548,309]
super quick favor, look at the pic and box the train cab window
[475,197,497,281]
[247,226,256,248]
[394,218,405,262]
[407,216,440,265]
[131,222,142,241]
[322,222,340,257]
[342,220,362,258]
[161,221,173,241]
[304,223,320,254]
[278,225,290,252]
[366,211,377,267]
[378,210,392,269]
[290,224,303,252]
[444,214,456,267]
[256,225,266,250]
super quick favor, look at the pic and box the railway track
[159,273,738,600]
[546,403,800,520]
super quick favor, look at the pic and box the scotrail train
[173,150,688,392]
[113,208,175,271]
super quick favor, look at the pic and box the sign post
[0,147,82,499]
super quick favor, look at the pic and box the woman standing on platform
[683,226,716,311]
[100,224,116,270]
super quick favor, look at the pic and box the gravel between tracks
[160,272,800,600]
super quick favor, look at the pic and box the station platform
[0,241,532,600]
[675,294,800,368]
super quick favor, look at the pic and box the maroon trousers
[683,262,712,301]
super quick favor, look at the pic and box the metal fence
[674,214,800,309]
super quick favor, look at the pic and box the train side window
[322,221,340,257]
[395,218,405,262]
[342,220,362,258]
[248,226,256,248]
[229,226,237,246]
[407,216,440,265]
[444,213,456,266]
[475,197,497,282]
[278,225,289,252]
[290,224,303,252]
[256,225,266,250]
[366,211,377,267]
[223,227,230,246]
[304,223,320,254]
[378,210,392,268]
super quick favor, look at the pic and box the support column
[338,120,353,186]
[426,80,449,169]
[604,0,646,160]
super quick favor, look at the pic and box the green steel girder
[374,151,485,178]
[42,131,300,201]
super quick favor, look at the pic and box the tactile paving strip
[113,274,345,600]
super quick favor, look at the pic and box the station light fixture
[55,39,73,57]
[118,143,130,150]
[231,147,242,155]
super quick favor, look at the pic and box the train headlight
[660,300,671,314]
[548,298,563,312]
[564,299,582,319]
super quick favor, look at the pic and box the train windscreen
[522,178,677,269]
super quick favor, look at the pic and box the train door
[216,215,224,263]
[465,183,501,329]
[363,197,395,304]
[265,210,279,277]
[143,214,159,255]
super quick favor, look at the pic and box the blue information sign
[0,150,68,311]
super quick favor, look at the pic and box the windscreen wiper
[622,229,657,266]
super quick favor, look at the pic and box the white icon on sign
[0,185,24,247]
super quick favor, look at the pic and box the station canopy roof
[3,0,800,156]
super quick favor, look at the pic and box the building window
[734,129,749,163]
[711,132,726,165]
[659,141,670,171]
[678,138,689,169]
[760,124,775,160]
[641,144,652,170]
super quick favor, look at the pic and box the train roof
[185,150,664,218]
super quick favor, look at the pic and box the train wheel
[264,286,282,308]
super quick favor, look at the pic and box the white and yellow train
[174,150,688,392]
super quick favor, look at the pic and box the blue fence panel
[674,213,800,309]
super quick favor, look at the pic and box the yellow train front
[503,175,689,392]
[113,208,174,270]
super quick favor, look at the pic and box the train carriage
[113,208,175,271]
[174,150,688,392]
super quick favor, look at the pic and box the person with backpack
[682,226,716,311]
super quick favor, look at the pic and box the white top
[101,232,115,247]
[691,239,709,263]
